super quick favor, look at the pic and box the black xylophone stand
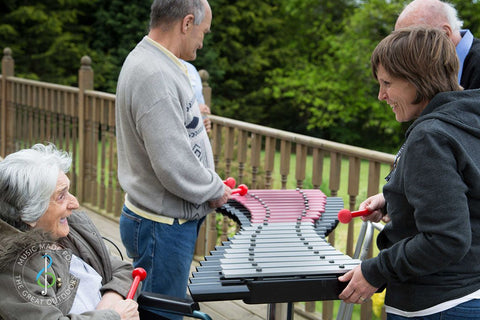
[268,303,294,320]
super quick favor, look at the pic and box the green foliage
[197,0,290,127]
[88,0,151,92]
[0,0,95,86]
[260,0,407,151]
[451,0,480,35]
[1,0,479,151]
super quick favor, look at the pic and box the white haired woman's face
[31,171,79,238]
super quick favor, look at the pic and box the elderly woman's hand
[96,291,139,320]
[111,300,139,320]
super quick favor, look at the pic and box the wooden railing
[1,48,394,320]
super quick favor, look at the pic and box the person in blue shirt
[395,0,480,90]
[181,60,212,133]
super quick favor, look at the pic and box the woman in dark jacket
[339,27,480,319]
[0,144,139,320]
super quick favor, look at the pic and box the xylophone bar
[314,197,343,237]
[231,189,327,225]
[217,202,252,227]
[219,225,359,279]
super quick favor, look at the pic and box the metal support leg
[336,221,372,320]
[267,302,294,320]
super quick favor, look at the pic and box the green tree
[261,0,358,135]
[260,0,406,151]
[197,0,290,126]
[88,0,151,92]
[0,0,96,85]
[2,0,479,151]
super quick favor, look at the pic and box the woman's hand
[338,265,378,304]
[359,193,386,223]
[97,291,139,320]
[110,300,139,320]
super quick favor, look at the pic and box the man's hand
[208,184,231,208]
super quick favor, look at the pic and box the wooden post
[250,133,262,189]
[279,140,291,189]
[329,152,342,198]
[295,144,307,188]
[200,69,217,254]
[224,126,235,177]
[312,148,324,190]
[347,157,361,256]
[77,56,94,202]
[264,136,276,189]
[1,48,14,158]
[237,130,248,184]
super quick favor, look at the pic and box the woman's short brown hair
[371,27,461,104]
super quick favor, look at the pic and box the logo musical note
[35,254,56,296]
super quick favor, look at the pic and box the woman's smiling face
[33,171,79,239]
[376,64,428,122]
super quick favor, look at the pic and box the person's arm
[199,103,211,133]
[0,270,126,320]
[99,255,134,298]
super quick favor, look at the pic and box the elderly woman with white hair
[0,144,139,319]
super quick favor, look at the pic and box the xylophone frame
[189,189,361,320]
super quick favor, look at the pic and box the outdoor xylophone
[188,187,361,316]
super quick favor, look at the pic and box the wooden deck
[84,208,316,320]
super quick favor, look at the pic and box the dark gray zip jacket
[362,89,480,311]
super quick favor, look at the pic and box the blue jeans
[387,299,480,320]
[120,205,203,320]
